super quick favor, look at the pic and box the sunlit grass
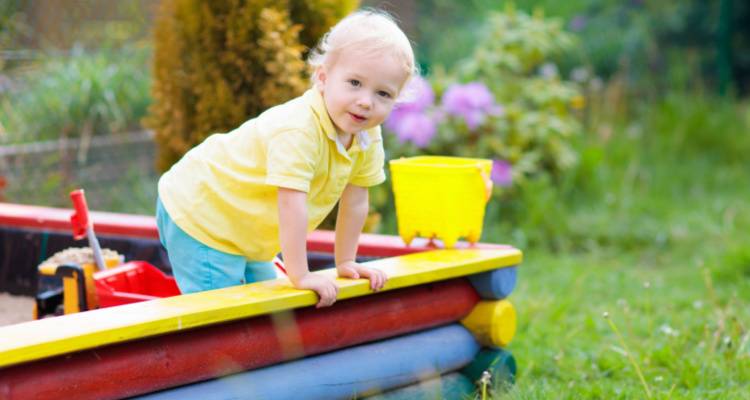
[485,94,750,399]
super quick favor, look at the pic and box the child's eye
[378,90,392,98]
[348,79,361,87]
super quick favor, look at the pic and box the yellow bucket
[389,156,492,248]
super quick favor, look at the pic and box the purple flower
[441,82,503,130]
[385,76,438,148]
[386,112,436,148]
[491,159,513,187]
[569,15,587,32]
[396,76,434,112]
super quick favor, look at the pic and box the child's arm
[334,184,388,291]
[278,187,339,308]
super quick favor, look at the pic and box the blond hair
[308,9,417,86]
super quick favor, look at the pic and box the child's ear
[315,66,328,90]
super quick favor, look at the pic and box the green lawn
[490,95,750,399]
[506,247,749,399]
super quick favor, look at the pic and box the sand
[0,293,35,326]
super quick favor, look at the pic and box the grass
[481,94,750,398]
[501,248,749,399]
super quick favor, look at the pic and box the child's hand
[336,261,388,291]
[294,273,339,308]
[480,169,493,202]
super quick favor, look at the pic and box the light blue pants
[156,198,276,294]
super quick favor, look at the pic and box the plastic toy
[390,156,492,248]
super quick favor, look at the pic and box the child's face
[317,50,409,136]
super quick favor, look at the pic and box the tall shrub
[146,0,357,171]
[289,0,358,52]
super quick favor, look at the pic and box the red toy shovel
[70,189,107,271]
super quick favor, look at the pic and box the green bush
[454,8,582,178]
[146,0,357,172]
[0,45,151,144]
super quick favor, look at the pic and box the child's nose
[357,95,372,109]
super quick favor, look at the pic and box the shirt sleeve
[349,134,386,188]
[265,129,319,192]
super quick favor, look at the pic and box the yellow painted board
[0,248,521,368]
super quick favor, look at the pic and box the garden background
[1,0,748,398]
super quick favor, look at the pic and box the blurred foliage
[8,0,155,50]
[641,92,750,164]
[414,0,750,96]
[289,0,358,54]
[453,8,581,178]
[393,7,582,176]
[1,132,158,214]
[490,89,750,251]
[0,1,27,44]
[373,3,750,251]
[0,45,151,144]
[370,7,583,236]
[0,0,30,71]
[1,0,158,214]
[145,0,357,172]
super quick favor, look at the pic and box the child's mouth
[349,112,366,123]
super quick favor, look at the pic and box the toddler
[156,9,417,307]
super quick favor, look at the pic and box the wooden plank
[0,202,158,238]
[0,248,521,368]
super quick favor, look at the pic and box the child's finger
[372,270,384,291]
[327,282,337,303]
[361,268,382,291]
[372,269,383,290]
[359,268,379,291]
[317,290,334,308]
[338,265,359,279]
[315,280,338,308]
[332,280,339,297]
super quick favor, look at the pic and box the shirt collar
[306,88,338,143]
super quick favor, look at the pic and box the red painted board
[0,202,509,257]
[0,278,479,400]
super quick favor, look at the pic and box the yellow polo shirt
[158,88,386,261]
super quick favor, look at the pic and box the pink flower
[441,82,503,130]
[491,159,513,186]
[386,112,436,148]
[385,76,438,148]
[397,76,434,112]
